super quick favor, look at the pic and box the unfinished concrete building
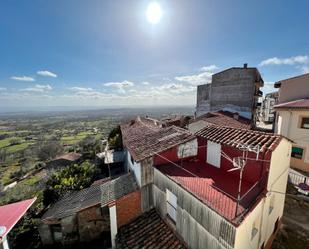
[196,64,264,124]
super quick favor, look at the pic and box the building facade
[274,73,309,172]
[196,64,264,124]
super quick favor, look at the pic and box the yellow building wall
[276,110,309,172]
[234,139,291,249]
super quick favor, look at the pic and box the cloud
[175,71,213,85]
[175,65,218,85]
[142,81,150,85]
[11,76,35,82]
[153,83,195,94]
[20,84,53,93]
[262,81,275,94]
[68,87,93,92]
[0,87,7,91]
[103,80,134,93]
[200,65,219,72]
[37,70,57,78]
[259,55,309,66]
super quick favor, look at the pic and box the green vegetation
[43,161,97,206]
[108,125,123,149]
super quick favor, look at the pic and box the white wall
[276,110,309,171]
[234,139,291,249]
[124,149,141,186]
[177,139,198,158]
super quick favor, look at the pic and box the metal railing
[288,171,308,186]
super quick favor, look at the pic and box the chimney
[244,63,248,69]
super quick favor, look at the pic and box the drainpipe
[108,202,118,248]
[287,111,292,138]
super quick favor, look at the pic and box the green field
[61,131,95,144]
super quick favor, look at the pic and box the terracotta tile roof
[274,99,309,109]
[116,209,187,249]
[121,117,195,161]
[0,198,36,240]
[55,152,82,161]
[193,111,251,129]
[196,124,282,152]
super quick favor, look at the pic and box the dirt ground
[272,184,309,249]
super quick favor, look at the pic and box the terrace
[155,160,267,224]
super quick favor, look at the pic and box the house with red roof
[118,117,291,249]
[274,73,309,172]
[0,198,36,249]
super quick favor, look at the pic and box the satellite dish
[0,226,6,236]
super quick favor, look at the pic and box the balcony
[255,89,263,97]
[155,160,267,224]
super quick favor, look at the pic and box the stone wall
[77,204,110,242]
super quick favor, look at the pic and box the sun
[146,2,163,24]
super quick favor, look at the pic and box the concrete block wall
[196,84,211,117]
[210,68,256,112]
[196,67,262,119]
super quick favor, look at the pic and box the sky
[0,0,309,111]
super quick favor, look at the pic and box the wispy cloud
[200,64,219,72]
[0,87,7,91]
[11,76,35,82]
[103,80,134,93]
[20,84,53,93]
[259,55,309,66]
[175,65,218,85]
[68,87,93,92]
[37,70,57,78]
[142,81,150,85]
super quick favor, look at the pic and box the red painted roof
[196,124,282,152]
[274,99,309,109]
[156,162,264,225]
[0,198,36,240]
[121,117,195,162]
[193,111,251,129]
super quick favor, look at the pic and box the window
[291,147,304,159]
[51,224,62,243]
[166,189,177,223]
[207,141,221,168]
[301,117,309,129]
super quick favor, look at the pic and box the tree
[108,126,123,149]
[37,141,63,161]
[43,161,97,206]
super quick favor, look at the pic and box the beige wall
[275,109,309,172]
[234,139,291,249]
[278,74,309,103]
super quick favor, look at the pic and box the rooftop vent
[244,63,248,69]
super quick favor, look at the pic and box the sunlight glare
[146,2,163,24]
